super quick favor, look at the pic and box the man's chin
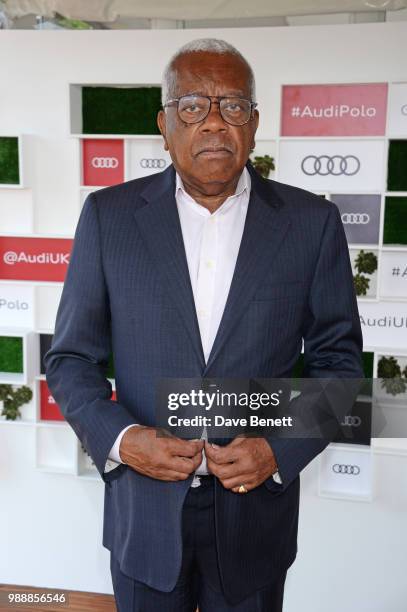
[190,163,241,188]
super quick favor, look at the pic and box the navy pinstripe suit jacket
[44,161,363,604]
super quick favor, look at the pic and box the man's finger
[230,483,254,493]
[204,441,242,464]
[166,437,204,457]
[156,470,192,481]
[221,474,257,491]
[191,450,204,470]
[227,435,247,446]
[206,457,244,480]
[165,455,197,474]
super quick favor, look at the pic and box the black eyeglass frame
[163,94,258,126]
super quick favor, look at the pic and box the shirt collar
[175,166,251,217]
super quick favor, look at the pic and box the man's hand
[204,436,278,493]
[119,426,204,481]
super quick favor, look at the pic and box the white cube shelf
[0,190,34,235]
[0,282,35,328]
[372,437,407,456]
[278,138,386,193]
[34,284,63,332]
[126,139,171,180]
[35,423,77,474]
[378,249,407,299]
[319,443,375,502]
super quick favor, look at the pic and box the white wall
[1,23,407,611]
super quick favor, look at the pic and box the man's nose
[200,102,227,131]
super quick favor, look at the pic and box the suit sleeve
[264,201,364,493]
[44,193,138,483]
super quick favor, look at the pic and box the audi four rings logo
[341,213,370,225]
[340,415,362,427]
[332,464,360,475]
[140,158,166,169]
[301,155,361,176]
[401,104,407,116]
[91,157,119,169]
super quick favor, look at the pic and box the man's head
[157,38,259,197]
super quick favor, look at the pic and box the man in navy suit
[44,38,363,611]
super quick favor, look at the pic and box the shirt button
[206,260,214,269]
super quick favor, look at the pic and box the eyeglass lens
[177,95,252,125]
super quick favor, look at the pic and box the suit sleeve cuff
[103,424,141,472]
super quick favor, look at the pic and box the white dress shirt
[105,167,282,486]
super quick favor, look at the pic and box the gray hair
[161,38,256,105]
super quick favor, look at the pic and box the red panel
[40,379,65,421]
[281,83,388,136]
[111,390,117,401]
[0,236,73,281]
[40,381,116,421]
[82,139,124,186]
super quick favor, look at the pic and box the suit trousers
[110,475,287,612]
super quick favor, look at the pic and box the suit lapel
[203,164,292,373]
[133,166,206,369]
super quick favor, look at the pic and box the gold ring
[238,484,248,494]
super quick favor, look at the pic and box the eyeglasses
[163,94,258,126]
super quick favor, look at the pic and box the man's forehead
[173,51,249,79]
[172,52,250,93]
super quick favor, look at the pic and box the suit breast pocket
[252,280,305,302]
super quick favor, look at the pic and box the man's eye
[223,103,243,113]
[184,104,202,113]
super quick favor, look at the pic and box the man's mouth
[196,147,232,158]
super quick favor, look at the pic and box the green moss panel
[0,137,19,184]
[82,86,162,135]
[387,140,407,192]
[383,197,407,245]
[0,337,23,373]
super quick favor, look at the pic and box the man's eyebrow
[179,90,248,98]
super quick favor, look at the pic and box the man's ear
[253,108,259,130]
[157,110,169,151]
[250,109,259,150]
